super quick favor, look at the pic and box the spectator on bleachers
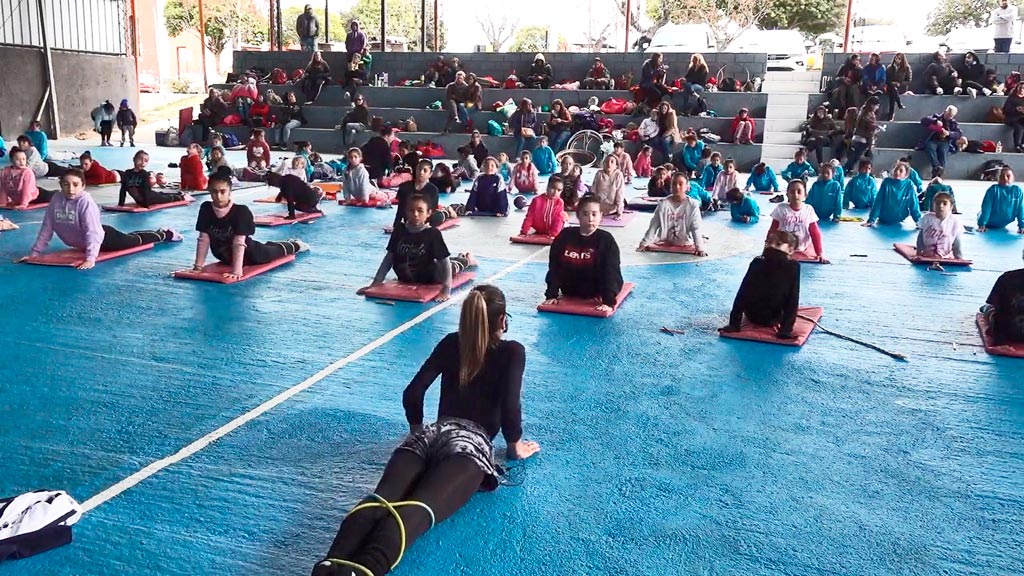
[467,130,489,167]
[982,69,1003,95]
[730,108,756,145]
[360,126,396,180]
[957,51,990,97]
[276,91,307,150]
[424,56,449,87]
[345,20,366,60]
[443,71,471,134]
[510,98,541,156]
[861,53,886,99]
[525,54,553,89]
[833,106,858,164]
[639,108,663,160]
[830,54,863,115]
[582,57,613,90]
[921,105,962,178]
[991,0,1018,53]
[430,162,457,193]
[843,97,880,173]
[338,93,369,146]
[446,57,463,86]
[295,4,319,53]
[886,53,911,121]
[343,52,368,101]
[640,52,672,103]
[802,105,837,165]
[679,54,710,112]
[249,93,271,128]
[466,73,484,112]
[359,47,373,76]
[199,88,229,143]
[228,76,258,124]
[1004,83,1024,152]
[300,51,331,104]
[924,51,962,95]
[547,99,573,151]
[657,101,681,161]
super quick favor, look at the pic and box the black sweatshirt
[403,333,525,443]
[729,248,801,335]
[393,180,440,227]
[275,174,322,217]
[545,227,623,306]
[986,268,1024,344]
[361,136,392,180]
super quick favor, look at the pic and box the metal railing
[0,0,127,55]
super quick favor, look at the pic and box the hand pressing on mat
[75,260,96,270]
[595,304,613,314]
[542,298,559,306]
[719,324,741,334]
[507,439,541,460]
[861,220,876,228]
[816,256,831,264]
[356,282,383,295]
[636,243,649,252]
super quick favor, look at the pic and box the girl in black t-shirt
[119,150,189,208]
[544,196,624,314]
[358,195,474,302]
[393,160,443,228]
[271,173,325,219]
[312,285,540,576]
[191,171,309,281]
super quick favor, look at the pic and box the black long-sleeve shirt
[545,227,623,306]
[403,333,525,443]
[360,136,393,180]
[986,268,1024,344]
[393,180,440,227]
[275,174,321,217]
[729,248,800,334]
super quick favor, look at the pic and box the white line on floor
[79,246,547,513]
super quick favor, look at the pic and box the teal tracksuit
[688,180,713,210]
[730,194,760,223]
[745,167,780,192]
[701,163,722,190]
[869,178,922,225]
[532,145,557,175]
[977,183,1024,230]
[921,182,954,212]
[843,173,877,209]
[831,164,845,185]
[782,161,816,181]
[807,178,843,221]
[908,167,924,194]
[677,141,705,172]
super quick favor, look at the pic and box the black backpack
[979,159,1007,181]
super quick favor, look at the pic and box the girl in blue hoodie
[466,158,509,217]
[727,188,760,224]
[700,152,723,190]
[844,159,877,209]
[977,166,1024,233]
[863,163,921,227]
[744,162,780,193]
[807,164,843,222]
[781,149,816,182]
[676,134,705,175]
[532,136,557,176]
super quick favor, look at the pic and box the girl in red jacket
[731,108,756,145]
[180,143,209,191]
[79,151,121,185]
[519,175,566,238]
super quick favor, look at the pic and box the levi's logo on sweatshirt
[561,245,594,264]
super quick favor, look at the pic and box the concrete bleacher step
[763,132,802,145]
[760,143,802,158]
[761,80,820,94]
[768,104,811,120]
[767,93,808,107]
[763,118,805,132]
[765,70,821,83]
[761,156,794,171]
[808,93,1005,124]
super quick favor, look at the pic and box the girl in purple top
[21,168,181,270]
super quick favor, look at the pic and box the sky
[279,0,940,52]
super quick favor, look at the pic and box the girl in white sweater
[342,147,387,204]
[638,172,706,255]
[712,157,739,201]
[591,155,625,217]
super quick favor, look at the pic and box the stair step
[763,118,805,132]
[763,132,803,145]
[765,70,822,82]
[761,143,803,158]
[764,104,809,119]
[766,93,808,106]
[761,80,821,94]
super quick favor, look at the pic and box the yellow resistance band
[323,493,436,576]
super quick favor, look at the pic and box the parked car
[138,72,160,93]
[727,29,809,71]
[646,23,718,54]
[941,25,1024,53]
[847,25,913,53]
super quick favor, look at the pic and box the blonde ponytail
[459,290,490,387]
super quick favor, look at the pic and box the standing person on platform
[296,4,320,53]
[345,20,367,61]
[991,0,1019,54]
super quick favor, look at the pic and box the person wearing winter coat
[115,99,138,147]
[90,100,117,147]
[524,53,553,89]
[296,5,320,53]
[921,105,962,178]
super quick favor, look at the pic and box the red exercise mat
[510,234,555,246]
[1,202,49,211]
[719,306,824,347]
[23,244,153,266]
[361,271,475,303]
[102,199,191,213]
[976,313,1024,358]
[537,282,635,318]
[254,212,323,227]
[172,254,296,284]
[642,242,698,254]
[893,243,973,267]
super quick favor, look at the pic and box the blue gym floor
[1,144,1022,575]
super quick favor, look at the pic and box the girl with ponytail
[313,284,540,576]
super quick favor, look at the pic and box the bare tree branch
[657,0,775,48]
[476,14,519,52]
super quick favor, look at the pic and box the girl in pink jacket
[520,175,567,237]
[0,147,51,208]
[512,150,539,194]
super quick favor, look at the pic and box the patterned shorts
[397,418,500,490]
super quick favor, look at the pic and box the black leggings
[319,450,485,576]
[101,225,169,252]
[276,175,322,216]
[45,161,69,178]
[243,238,301,265]
[121,186,186,208]
[805,136,830,165]
[32,188,56,204]
[886,82,905,116]
[1009,118,1024,148]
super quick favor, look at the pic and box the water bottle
[382,73,389,87]
[996,140,1004,153]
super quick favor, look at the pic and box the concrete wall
[821,52,1024,93]
[232,50,768,84]
[0,46,138,139]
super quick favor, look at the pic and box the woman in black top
[885,53,911,121]
[273,173,325,219]
[1005,83,1024,152]
[679,53,709,114]
[301,51,332,104]
[830,54,863,114]
[313,284,539,576]
[544,196,624,313]
[467,130,489,167]
[340,94,370,147]
[720,229,801,340]
[277,91,308,150]
[394,160,442,228]
[191,170,308,280]
[429,163,457,194]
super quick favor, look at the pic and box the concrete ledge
[808,93,1006,124]
[815,145,1023,180]
[820,52,1023,95]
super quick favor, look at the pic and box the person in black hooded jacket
[957,51,990,97]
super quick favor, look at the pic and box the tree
[759,0,844,36]
[510,26,549,53]
[336,0,448,51]
[477,14,518,52]
[643,0,774,48]
[926,0,998,36]
[165,0,266,74]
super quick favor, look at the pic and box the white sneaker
[953,87,963,95]
[936,88,944,95]
[983,88,992,96]
[164,228,183,242]
[291,239,311,252]
[967,87,978,98]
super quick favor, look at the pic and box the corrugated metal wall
[0,0,127,54]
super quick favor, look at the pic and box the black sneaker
[769,194,785,203]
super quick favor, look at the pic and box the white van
[727,29,808,71]
[646,23,717,54]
